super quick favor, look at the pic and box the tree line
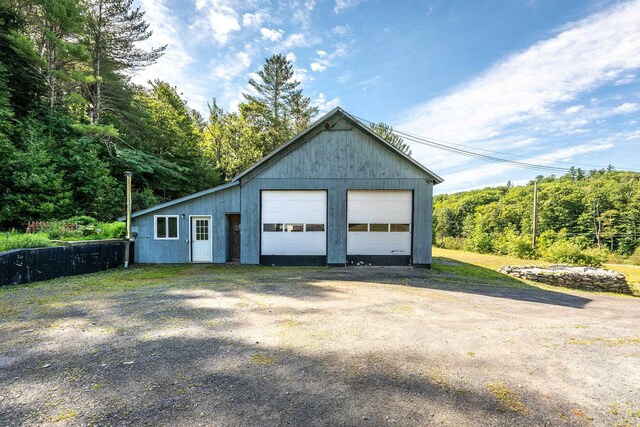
[0,0,323,229]
[434,168,640,265]
[0,0,410,230]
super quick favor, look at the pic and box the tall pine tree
[242,54,317,152]
[84,0,165,123]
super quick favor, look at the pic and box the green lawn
[433,247,640,295]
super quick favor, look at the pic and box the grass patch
[605,264,640,294]
[250,353,277,365]
[49,409,79,422]
[434,248,548,271]
[278,318,302,333]
[389,305,415,316]
[487,382,528,414]
[0,232,55,252]
[567,337,640,346]
[432,250,530,289]
[435,248,640,295]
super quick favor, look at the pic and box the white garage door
[347,190,412,256]
[261,191,326,255]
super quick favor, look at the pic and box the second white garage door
[261,190,327,255]
[347,190,412,256]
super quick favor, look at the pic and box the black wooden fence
[0,241,133,286]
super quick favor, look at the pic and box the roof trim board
[232,106,444,184]
[121,106,443,220]
[121,180,239,220]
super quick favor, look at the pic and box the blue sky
[134,0,640,193]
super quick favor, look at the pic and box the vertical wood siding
[240,178,433,265]
[133,116,437,265]
[131,186,240,263]
[255,118,428,180]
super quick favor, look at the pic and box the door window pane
[305,224,325,232]
[370,223,389,232]
[263,223,283,232]
[348,223,368,232]
[285,224,303,232]
[390,223,411,232]
[196,219,208,240]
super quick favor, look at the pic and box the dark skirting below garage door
[260,255,327,266]
[346,255,412,266]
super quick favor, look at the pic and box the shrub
[539,240,607,267]
[629,247,640,266]
[0,232,55,252]
[465,233,493,253]
[438,236,466,250]
[492,230,534,259]
[97,221,126,239]
[66,216,98,226]
[45,221,82,240]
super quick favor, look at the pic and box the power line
[354,115,568,173]
[355,114,638,174]
[392,129,609,170]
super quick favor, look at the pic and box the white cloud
[400,0,640,144]
[285,52,297,63]
[564,105,584,114]
[313,92,340,113]
[439,141,614,193]
[242,12,265,27]
[279,33,310,49]
[132,0,206,112]
[211,51,252,81]
[260,27,283,42]
[292,68,310,84]
[290,0,316,28]
[334,0,362,13]
[308,44,348,73]
[330,25,350,36]
[194,0,241,45]
[614,73,635,85]
[310,62,326,72]
[612,102,639,114]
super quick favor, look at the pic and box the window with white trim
[155,215,179,239]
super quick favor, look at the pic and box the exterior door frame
[189,215,212,263]
[259,189,328,266]
[345,189,413,265]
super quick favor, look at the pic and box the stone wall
[498,265,631,294]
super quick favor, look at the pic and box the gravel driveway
[1,263,639,426]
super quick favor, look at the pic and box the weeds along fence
[0,240,134,286]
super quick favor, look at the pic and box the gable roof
[121,180,239,220]
[232,106,444,184]
[122,107,442,220]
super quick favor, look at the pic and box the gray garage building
[127,107,443,267]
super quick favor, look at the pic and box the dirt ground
[1,261,639,426]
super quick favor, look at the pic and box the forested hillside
[0,0,320,229]
[434,169,640,265]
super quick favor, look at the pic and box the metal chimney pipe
[124,171,132,268]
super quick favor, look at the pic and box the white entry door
[191,216,212,262]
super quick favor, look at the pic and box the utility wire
[353,115,568,173]
[354,114,638,174]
